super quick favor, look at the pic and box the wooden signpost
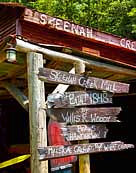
[47,91,113,108]
[38,141,134,160]
[61,124,108,141]
[39,68,129,93]
[47,107,121,123]
[37,65,133,173]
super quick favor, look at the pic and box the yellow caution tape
[0,154,31,169]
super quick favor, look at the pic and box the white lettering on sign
[90,114,111,122]
[50,71,77,85]
[40,68,129,93]
[78,77,117,93]
[61,112,88,123]
[64,21,71,32]
[39,142,134,159]
[120,38,136,51]
[64,132,99,141]
[39,14,93,39]
[61,112,115,123]
[62,126,107,141]
[63,92,112,106]
[40,14,48,25]
[24,9,136,52]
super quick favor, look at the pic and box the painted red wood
[48,120,77,168]
[0,4,136,67]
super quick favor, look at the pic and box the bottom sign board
[38,141,134,160]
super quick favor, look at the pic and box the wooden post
[75,62,91,173]
[27,52,48,173]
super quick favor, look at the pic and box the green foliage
[0,0,27,3]
[1,0,136,39]
[128,3,136,35]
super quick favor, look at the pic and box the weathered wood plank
[47,91,113,108]
[61,124,108,141]
[47,107,121,123]
[39,68,129,93]
[27,52,48,173]
[38,141,134,160]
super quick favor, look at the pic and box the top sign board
[24,9,136,52]
[39,68,129,93]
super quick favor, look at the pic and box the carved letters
[39,68,129,93]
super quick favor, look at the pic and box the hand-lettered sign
[61,124,108,141]
[39,68,129,93]
[24,9,136,52]
[38,141,134,160]
[47,107,121,123]
[47,91,113,108]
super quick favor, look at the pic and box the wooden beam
[75,62,90,173]
[2,81,28,111]
[16,39,136,77]
[23,9,136,53]
[27,52,48,173]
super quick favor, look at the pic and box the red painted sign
[48,120,77,168]
[24,8,136,52]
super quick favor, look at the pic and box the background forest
[1,0,136,39]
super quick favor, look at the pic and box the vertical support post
[75,62,91,173]
[27,52,48,173]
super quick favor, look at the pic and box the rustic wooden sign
[24,9,136,52]
[61,124,108,141]
[47,91,113,108]
[39,68,129,93]
[38,141,134,160]
[47,107,121,123]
